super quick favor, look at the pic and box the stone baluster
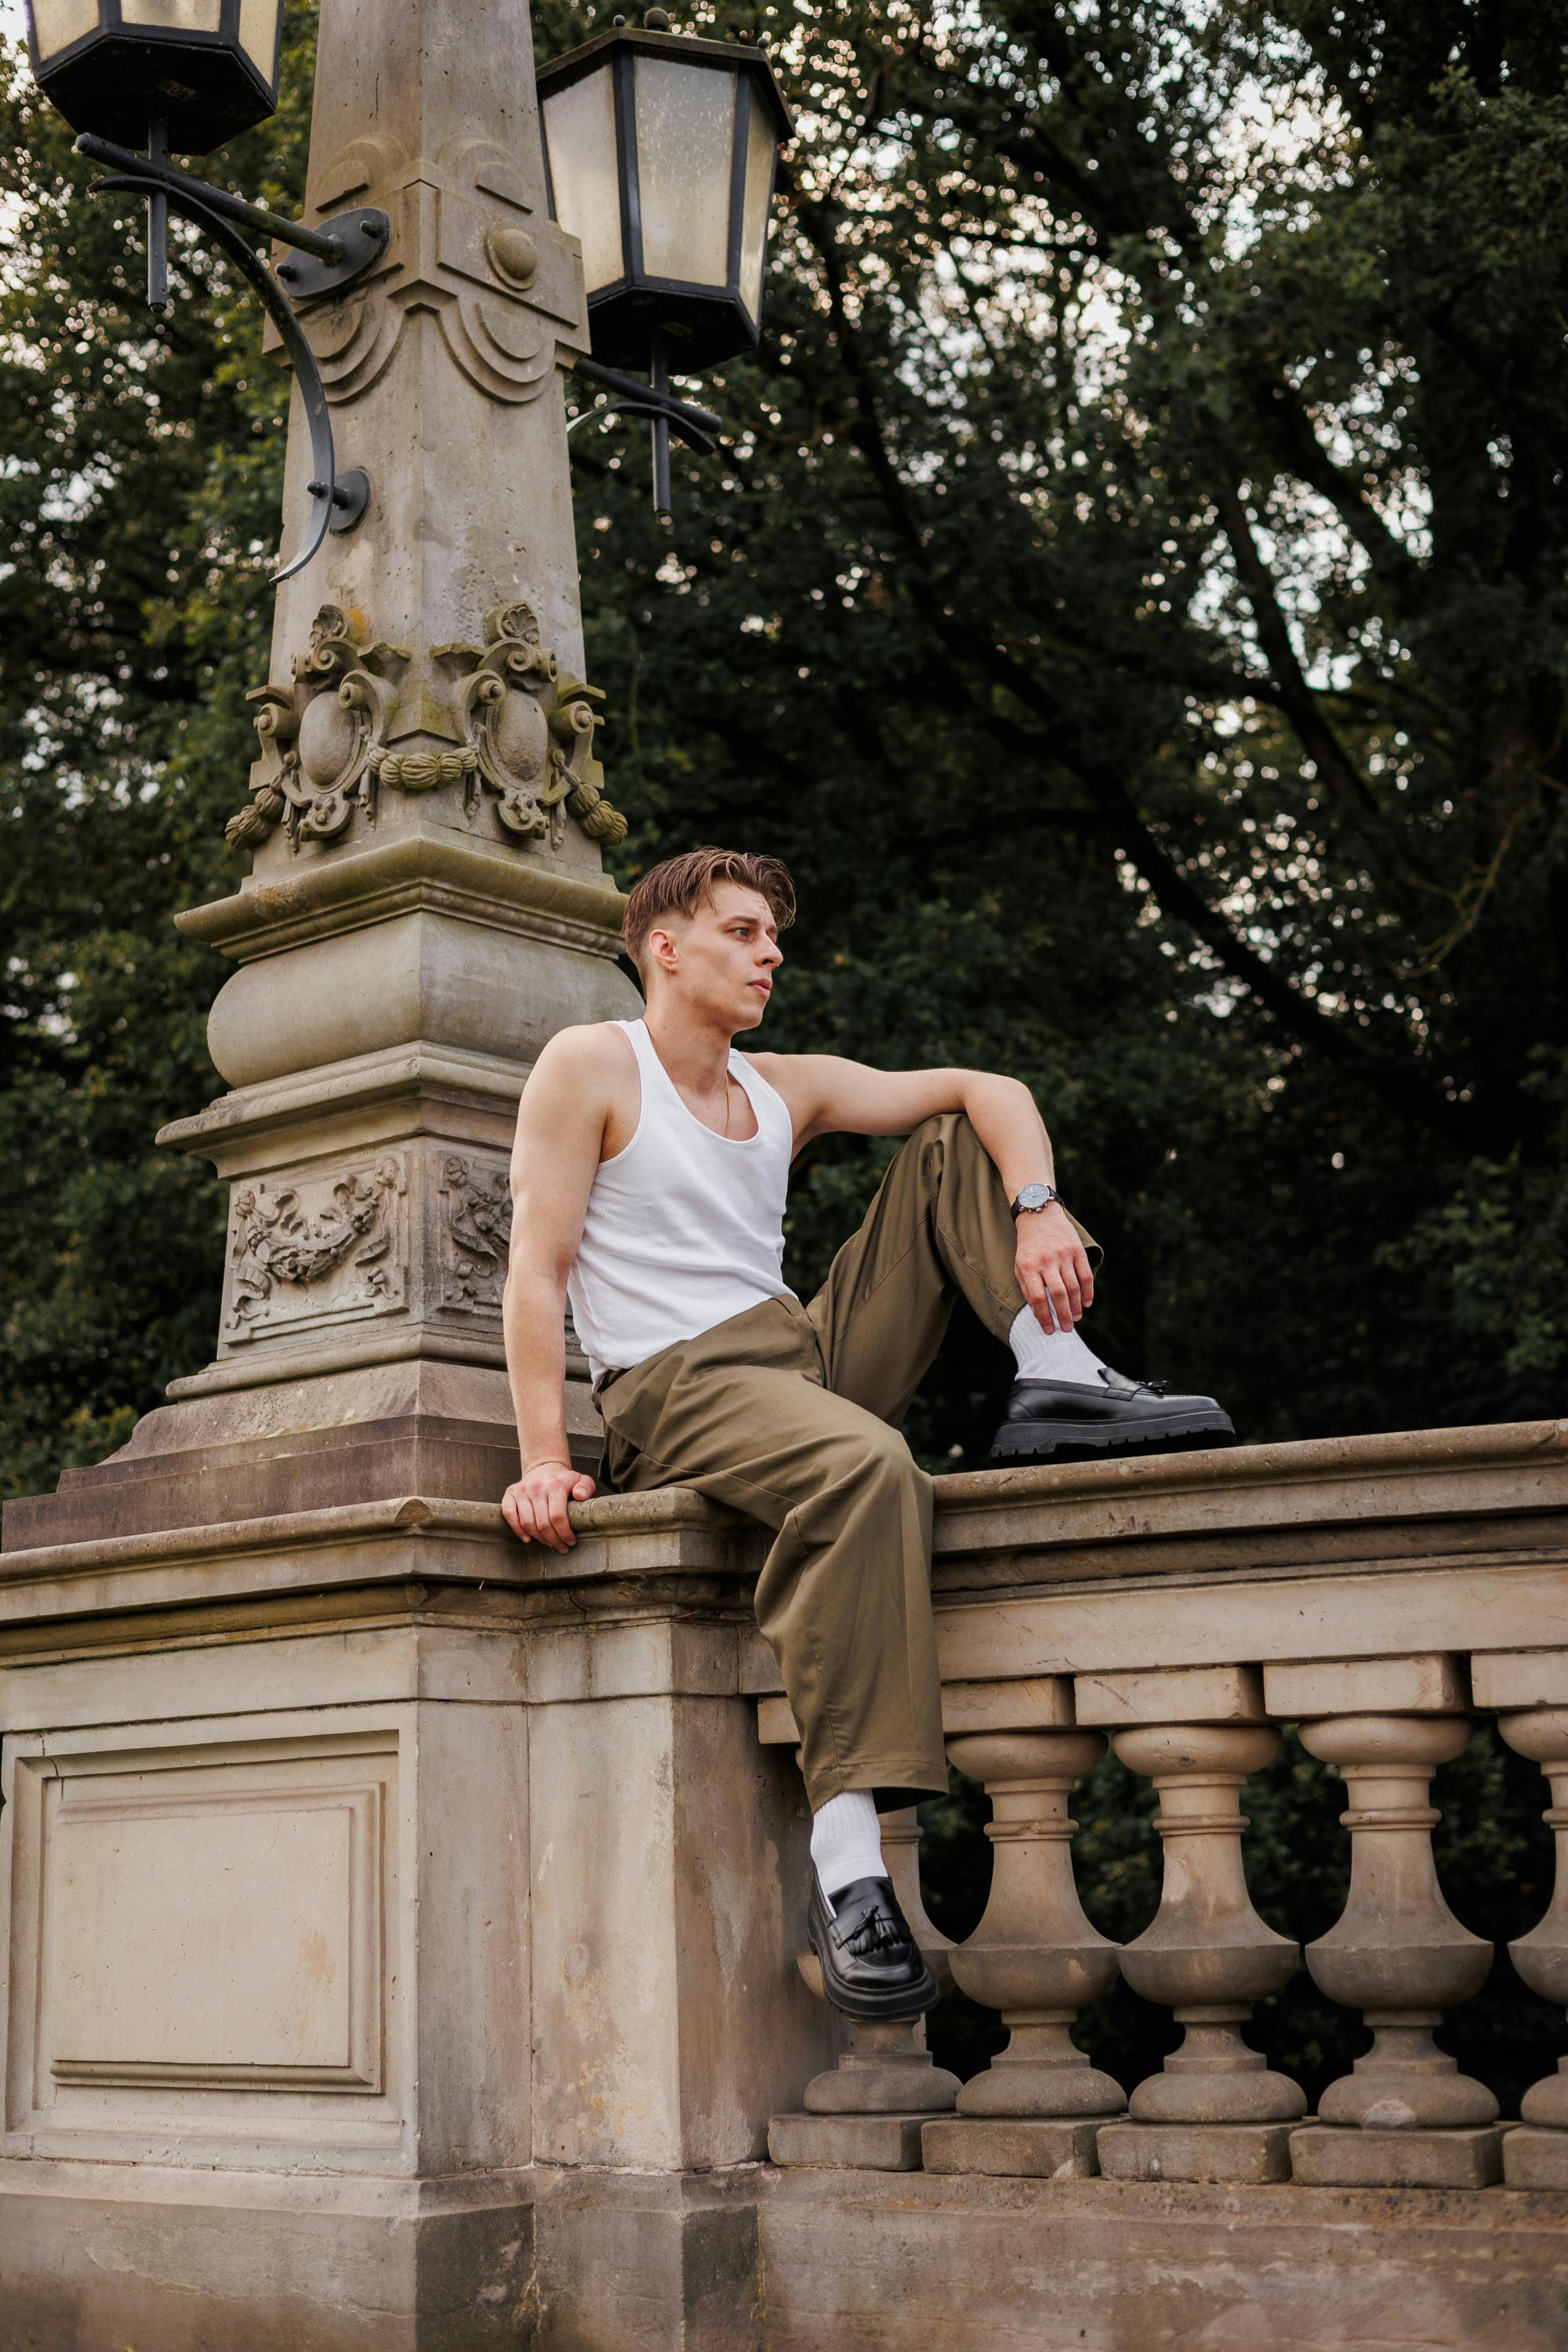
[880,1802,957,2000]
[921,1683,1124,2180]
[1473,1651,1568,2188]
[1266,1656,1502,2190]
[1076,1666,1305,2185]
[757,1704,960,2171]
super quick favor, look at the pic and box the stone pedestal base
[768,2112,931,2170]
[757,2168,1568,2352]
[1097,2120,1294,2184]
[1504,2126,1568,2188]
[0,2159,537,2352]
[0,2158,763,2352]
[921,2116,1101,2178]
[1290,2122,1506,2188]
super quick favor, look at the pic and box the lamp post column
[48,0,644,1541]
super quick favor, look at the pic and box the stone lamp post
[15,0,640,1555]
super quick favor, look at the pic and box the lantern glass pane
[28,0,100,61]
[738,91,776,324]
[543,64,626,294]
[238,0,279,80]
[633,55,735,289]
[120,0,223,27]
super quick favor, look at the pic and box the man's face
[648,882,782,1030]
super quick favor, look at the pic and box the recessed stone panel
[48,1787,379,2090]
[3,1730,395,2142]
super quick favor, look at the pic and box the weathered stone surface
[800,2023,957,2117]
[1265,1650,1470,1719]
[0,2161,537,2352]
[920,2116,1102,2177]
[0,1628,530,2176]
[768,2113,930,2170]
[1475,1650,1568,1709]
[529,2167,762,2352]
[942,1728,1123,2124]
[1,1363,546,1549]
[1075,1661,1268,1724]
[1506,2128,1568,2189]
[527,1684,830,2169]
[0,2161,762,2352]
[1097,2120,1295,2183]
[1290,2122,1506,2188]
[180,833,634,1093]
[756,2169,1568,2352]
[1299,1712,1499,2132]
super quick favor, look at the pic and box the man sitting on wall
[500,847,1233,2020]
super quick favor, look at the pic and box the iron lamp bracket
[75,132,388,585]
[567,350,722,519]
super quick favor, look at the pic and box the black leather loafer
[807,1871,938,2020]
[991,1367,1236,1463]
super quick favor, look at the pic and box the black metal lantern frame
[24,0,387,584]
[539,17,793,517]
[24,0,283,157]
[539,24,790,373]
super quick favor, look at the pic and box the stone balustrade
[3,1418,1566,2348]
[754,1421,1568,2196]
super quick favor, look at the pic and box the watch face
[1015,1183,1054,1212]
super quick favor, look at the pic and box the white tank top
[566,1018,797,1381]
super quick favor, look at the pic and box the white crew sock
[810,1790,886,1907]
[1009,1298,1110,1387]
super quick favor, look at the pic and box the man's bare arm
[753,1054,1095,1332]
[500,1025,619,1552]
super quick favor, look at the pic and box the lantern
[539,12,792,376]
[22,0,282,156]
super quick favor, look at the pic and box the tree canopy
[2,0,1565,2102]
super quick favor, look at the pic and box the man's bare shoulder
[533,1021,637,1079]
[519,1023,637,1123]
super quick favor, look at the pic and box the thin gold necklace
[722,1072,733,1137]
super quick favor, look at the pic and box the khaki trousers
[597,1113,1101,1811]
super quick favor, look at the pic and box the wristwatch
[1011,1181,1061,1218]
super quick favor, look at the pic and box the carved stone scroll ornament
[224,601,626,854]
[442,601,628,849]
[228,1156,402,1332]
[439,1154,514,1312]
[227,605,414,850]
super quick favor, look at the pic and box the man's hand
[1015,1202,1095,1334]
[502,1459,597,1552]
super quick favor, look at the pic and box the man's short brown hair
[622,847,797,973]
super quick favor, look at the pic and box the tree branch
[793,190,1486,1150]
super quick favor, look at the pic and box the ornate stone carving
[284,132,585,408]
[227,1156,405,1338]
[442,603,627,848]
[227,606,414,850]
[438,1153,513,1313]
[226,601,626,855]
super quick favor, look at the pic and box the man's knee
[839,1418,926,1503]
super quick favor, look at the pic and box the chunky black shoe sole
[992,1406,1236,1464]
[807,1875,940,2021]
